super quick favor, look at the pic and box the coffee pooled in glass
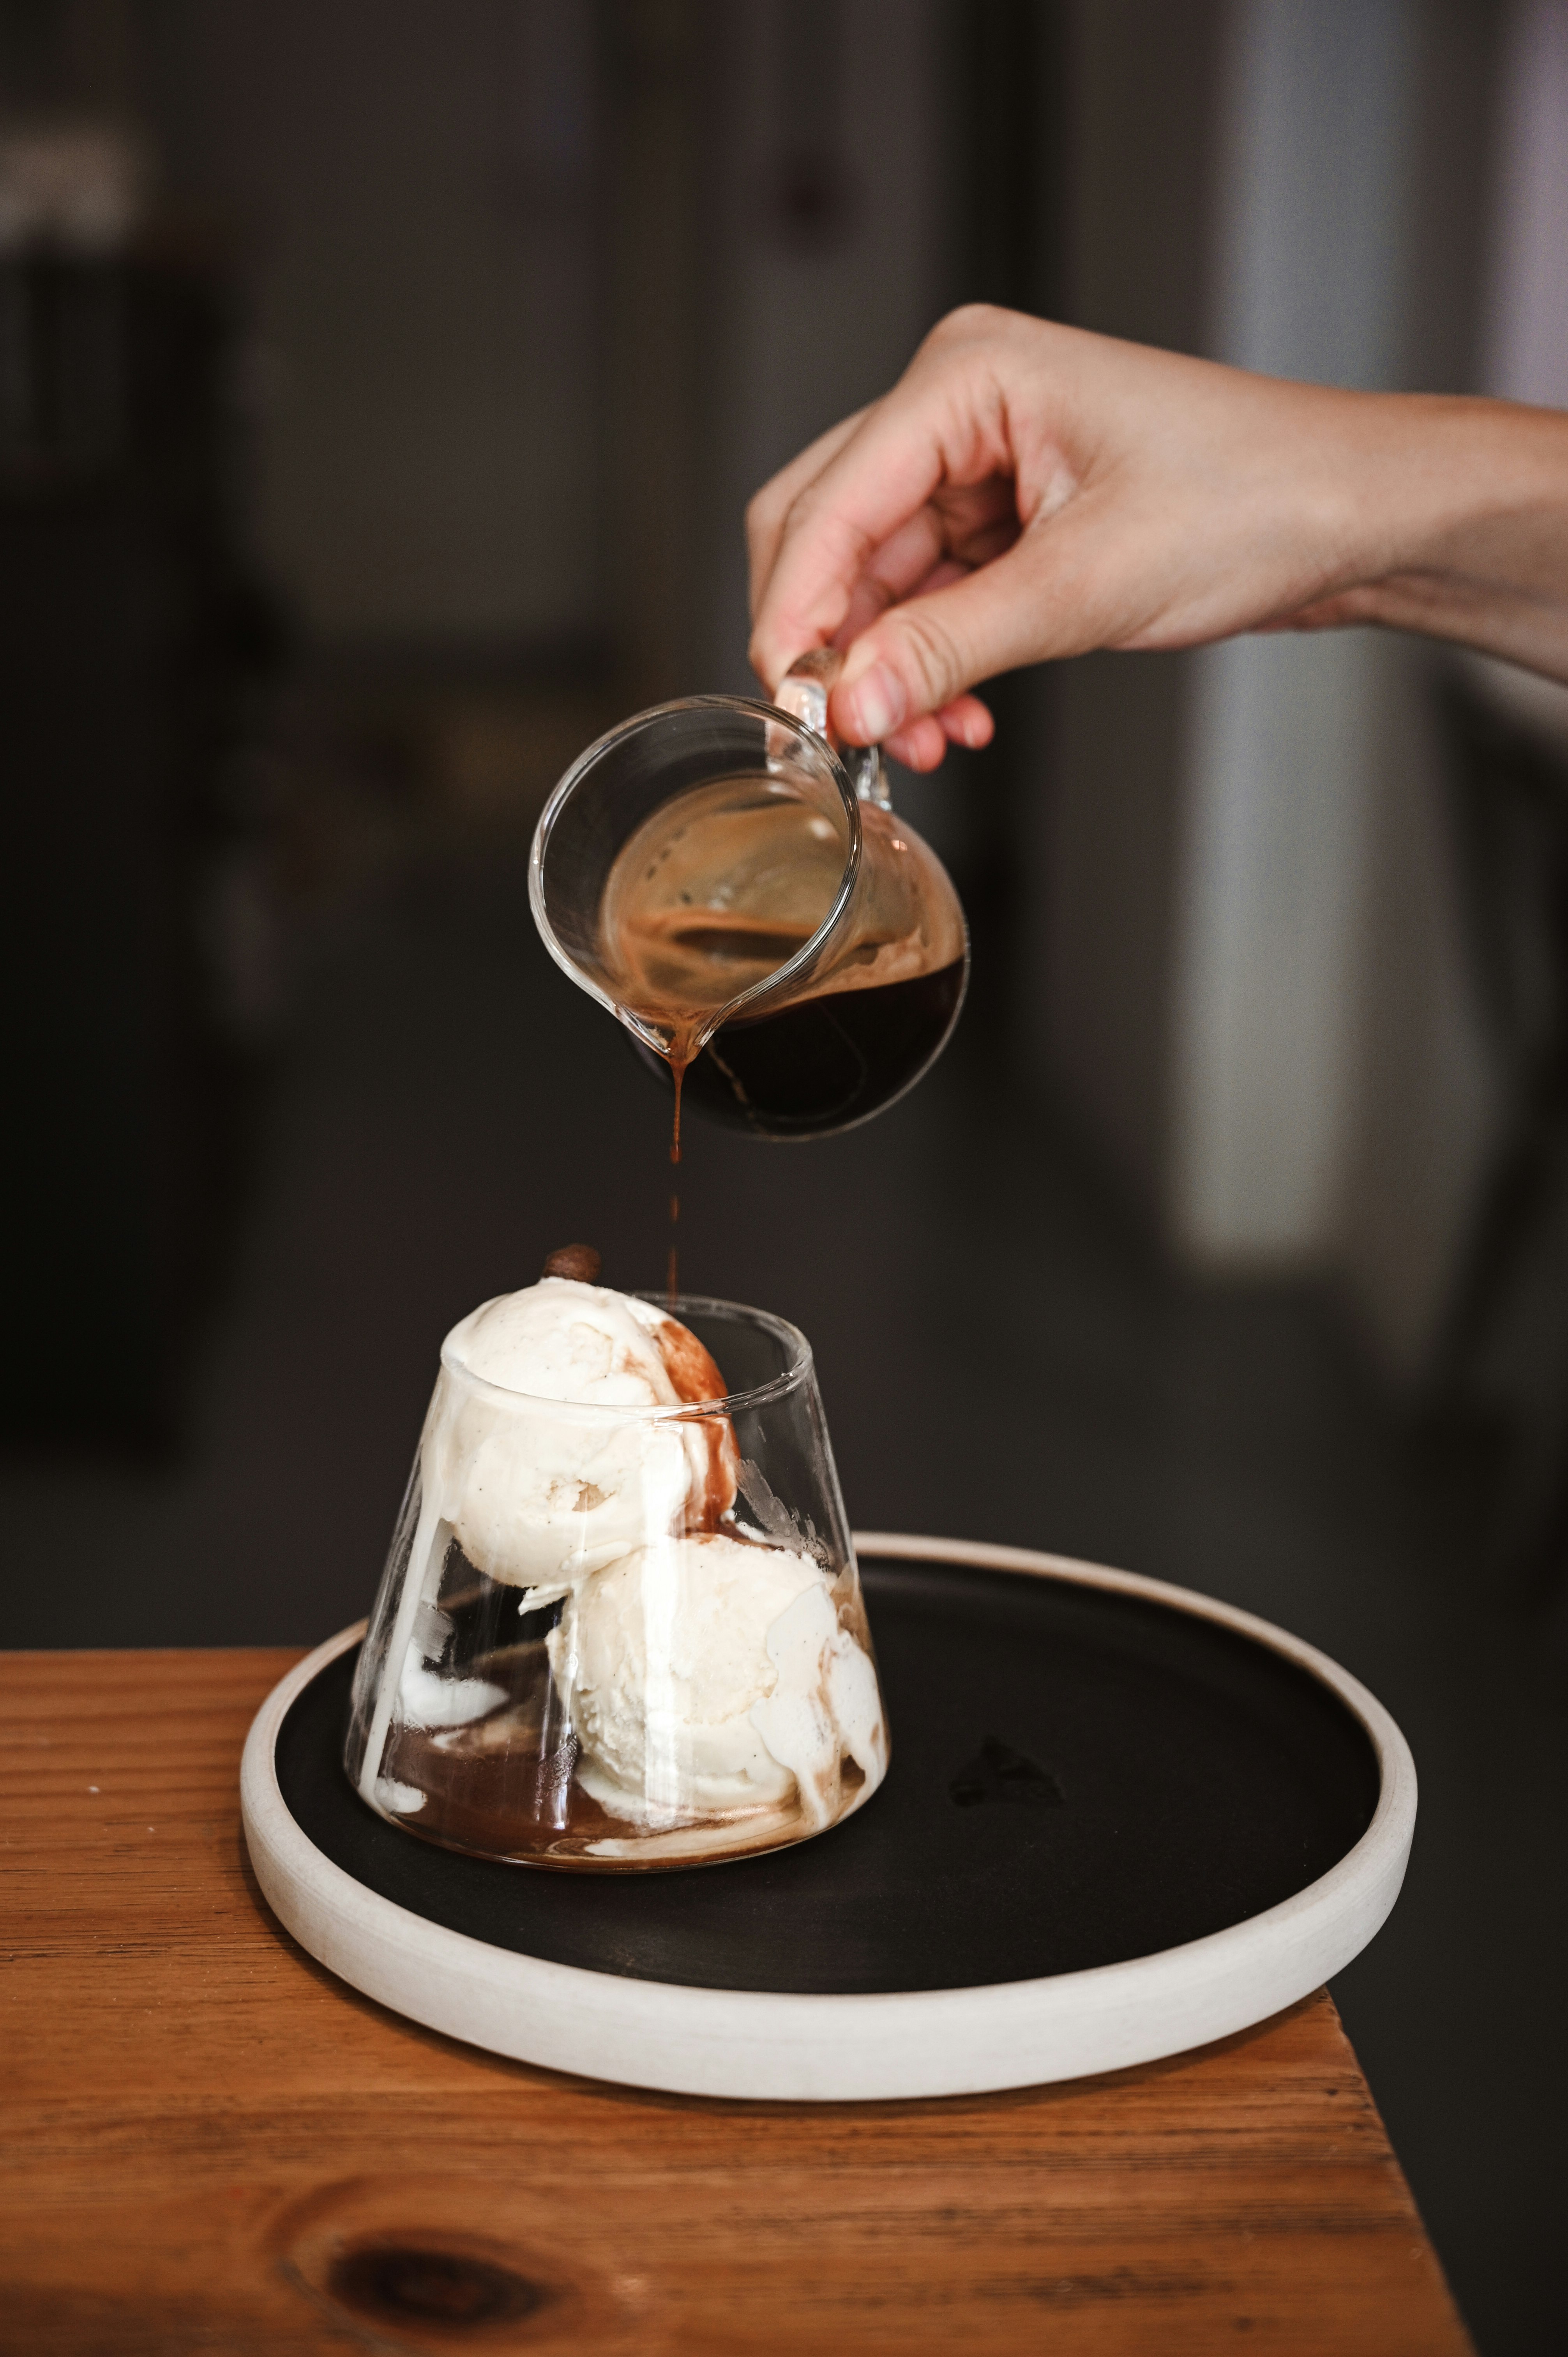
[344,1255,888,1870]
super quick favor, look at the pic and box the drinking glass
[344,1295,889,1869]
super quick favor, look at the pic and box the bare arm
[746,304,1568,771]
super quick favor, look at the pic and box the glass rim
[437,1290,816,1420]
[527,692,866,1040]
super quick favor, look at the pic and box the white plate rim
[240,1531,1416,2102]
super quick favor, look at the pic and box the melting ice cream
[429,1276,737,1592]
[552,1529,885,1831]
[357,1267,887,1853]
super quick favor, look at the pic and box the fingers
[826,540,1053,743]
[746,405,873,622]
[748,358,1014,689]
[941,693,994,747]
[884,693,994,772]
[833,512,950,644]
[885,715,949,770]
[838,547,998,768]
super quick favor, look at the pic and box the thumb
[828,542,1056,743]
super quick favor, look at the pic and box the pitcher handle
[774,649,892,810]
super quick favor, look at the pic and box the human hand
[746,304,1568,769]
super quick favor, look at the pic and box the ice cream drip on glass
[344,1250,888,1869]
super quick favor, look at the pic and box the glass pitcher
[529,649,969,1139]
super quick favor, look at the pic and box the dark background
[4,6,1566,2352]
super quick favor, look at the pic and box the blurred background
[3,1,1566,2348]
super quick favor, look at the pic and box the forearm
[1299,394,1568,684]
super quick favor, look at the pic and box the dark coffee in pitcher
[600,772,968,1140]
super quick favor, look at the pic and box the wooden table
[3,1648,1473,2355]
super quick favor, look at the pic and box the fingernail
[843,664,906,743]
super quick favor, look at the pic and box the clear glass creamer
[344,1294,888,1869]
[530,650,968,1140]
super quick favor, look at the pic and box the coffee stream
[599,772,966,1293]
[667,1063,682,1305]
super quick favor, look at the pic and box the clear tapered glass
[344,1296,888,1870]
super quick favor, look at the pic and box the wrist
[1339,396,1568,678]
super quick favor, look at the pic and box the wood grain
[2,1647,1473,2355]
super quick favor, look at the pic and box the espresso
[600,774,967,1143]
[636,958,967,1136]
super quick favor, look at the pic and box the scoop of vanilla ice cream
[423,1277,726,1591]
[450,1278,686,1406]
[549,1531,886,1825]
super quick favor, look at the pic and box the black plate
[275,1553,1381,1997]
